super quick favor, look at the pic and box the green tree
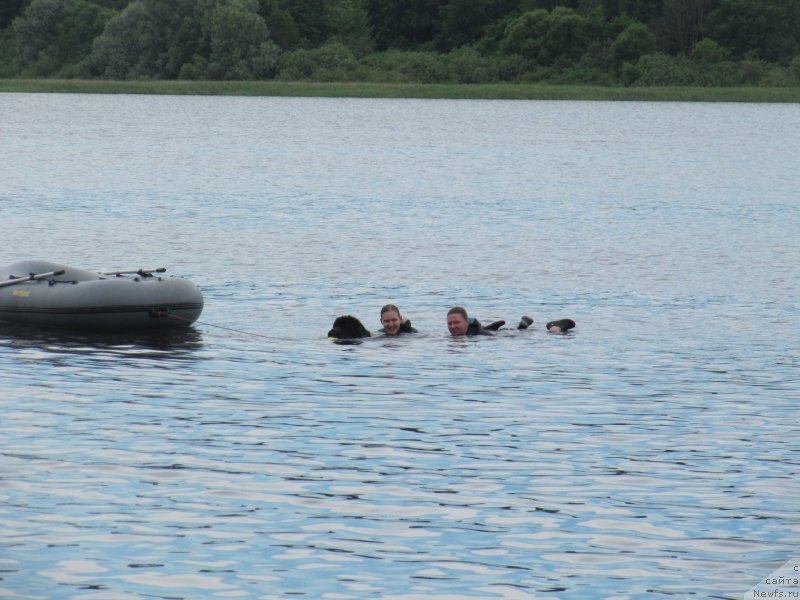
[0,0,27,29]
[617,0,662,23]
[610,21,655,67]
[703,0,798,62]
[360,49,449,82]
[0,26,15,77]
[691,37,729,62]
[435,0,517,51]
[12,0,66,73]
[518,0,579,10]
[282,0,327,46]
[91,1,150,78]
[10,0,114,76]
[791,55,800,82]
[659,0,704,55]
[599,0,621,17]
[92,0,130,8]
[204,0,279,79]
[688,38,739,85]
[541,6,593,64]
[277,41,357,80]
[6,0,800,85]
[92,0,280,80]
[499,9,550,59]
[627,51,697,84]
[91,0,195,78]
[55,0,117,74]
[447,45,498,82]
[266,9,301,49]
[367,0,446,50]
[257,0,301,50]
[325,0,373,57]
[500,7,598,67]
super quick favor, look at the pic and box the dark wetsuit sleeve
[399,320,417,333]
[466,319,493,336]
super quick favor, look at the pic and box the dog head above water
[328,315,371,340]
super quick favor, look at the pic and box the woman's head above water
[380,304,404,335]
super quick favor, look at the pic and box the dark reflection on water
[0,322,204,345]
[0,324,204,359]
[0,94,798,599]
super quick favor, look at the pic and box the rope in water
[152,310,273,340]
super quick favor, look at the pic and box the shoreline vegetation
[3,1,799,103]
[2,79,799,102]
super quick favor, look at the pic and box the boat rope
[151,310,274,340]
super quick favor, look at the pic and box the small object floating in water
[0,260,203,331]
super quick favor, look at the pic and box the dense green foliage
[1,0,799,86]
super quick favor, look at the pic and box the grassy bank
[1,78,799,102]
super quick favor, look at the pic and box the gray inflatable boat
[0,260,203,331]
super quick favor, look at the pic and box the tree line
[1,0,799,86]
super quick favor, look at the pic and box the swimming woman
[378,304,417,336]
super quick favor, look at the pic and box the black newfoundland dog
[327,315,371,340]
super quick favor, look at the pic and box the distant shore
[1,78,799,102]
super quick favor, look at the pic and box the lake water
[0,92,798,599]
